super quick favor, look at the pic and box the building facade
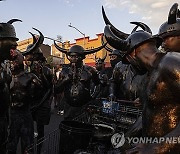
[17,33,111,67]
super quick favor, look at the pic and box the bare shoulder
[159,52,180,73]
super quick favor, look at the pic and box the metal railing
[25,99,142,154]
[25,129,60,154]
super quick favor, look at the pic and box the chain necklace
[71,65,84,97]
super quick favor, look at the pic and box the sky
[0,0,179,45]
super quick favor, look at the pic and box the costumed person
[102,6,148,101]
[23,28,53,153]
[7,50,42,154]
[109,49,123,69]
[158,3,180,53]
[104,15,180,153]
[0,19,21,154]
[90,51,111,107]
[54,41,106,120]
[102,7,147,138]
[54,64,65,115]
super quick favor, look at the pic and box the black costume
[23,29,53,144]
[93,52,112,102]
[7,51,42,154]
[104,8,180,152]
[109,61,144,101]
[0,19,21,154]
[54,42,106,120]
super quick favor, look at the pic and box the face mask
[110,58,121,68]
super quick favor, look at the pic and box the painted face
[10,51,24,72]
[95,58,105,71]
[126,49,147,75]
[68,53,83,64]
[0,38,18,61]
[162,36,180,52]
[24,55,33,66]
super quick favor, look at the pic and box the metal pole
[68,23,85,47]
[44,36,62,43]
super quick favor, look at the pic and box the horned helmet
[158,3,180,38]
[0,19,22,40]
[54,39,107,64]
[22,28,46,64]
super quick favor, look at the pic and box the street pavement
[17,103,64,154]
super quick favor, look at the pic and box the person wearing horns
[22,28,53,151]
[104,15,180,153]
[109,49,123,69]
[54,41,106,120]
[0,19,21,154]
[7,50,42,154]
[158,3,180,53]
[90,51,112,107]
[102,6,149,102]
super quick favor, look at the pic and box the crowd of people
[0,2,179,154]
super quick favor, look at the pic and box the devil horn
[102,6,129,39]
[104,25,128,51]
[22,28,44,56]
[130,22,152,34]
[7,19,22,24]
[54,40,68,54]
[101,34,114,53]
[168,3,178,24]
[131,25,139,34]
[29,32,37,44]
[85,42,107,55]
[177,9,180,18]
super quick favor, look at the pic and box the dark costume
[54,42,106,120]
[110,61,145,101]
[102,8,149,138]
[104,10,180,152]
[102,6,150,101]
[0,19,21,154]
[158,3,180,53]
[7,51,42,154]
[23,29,53,144]
[93,52,112,102]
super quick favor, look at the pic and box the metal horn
[7,19,22,24]
[29,32,37,44]
[178,9,180,18]
[168,3,178,24]
[131,25,139,34]
[102,6,129,39]
[130,22,152,34]
[104,25,128,51]
[84,41,107,55]
[54,40,68,54]
[22,28,44,56]
[101,34,114,53]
